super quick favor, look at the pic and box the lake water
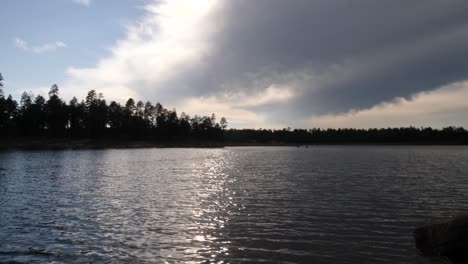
[1,146,468,263]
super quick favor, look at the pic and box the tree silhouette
[0,73,7,133]
[46,84,68,137]
[84,90,108,138]
[134,100,147,137]
[108,101,124,135]
[68,97,85,137]
[18,94,47,136]
[123,98,136,137]
[220,117,228,130]
[179,112,191,138]
[0,72,4,94]
[2,82,468,145]
[144,101,155,130]
[0,81,231,141]
[0,73,17,136]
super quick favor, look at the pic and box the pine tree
[0,72,4,98]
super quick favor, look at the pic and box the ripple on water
[0,146,468,263]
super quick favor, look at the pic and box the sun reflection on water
[182,149,240,262]
[3,148,468,262]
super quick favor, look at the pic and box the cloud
[14,37,66,54]
[32,41,66,53]
[64,0,220,102]
[176,85,294,128]
[72,0,91,7]
[14,38,28,50]
[179,96,265,128]
[61,0,468,128]
[307,81,468,128]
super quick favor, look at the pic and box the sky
[2,0,468,129]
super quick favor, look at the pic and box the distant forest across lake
[1,73,468,145]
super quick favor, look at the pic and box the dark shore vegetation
[1,73,468,149]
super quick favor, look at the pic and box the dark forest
[1,74,468,146]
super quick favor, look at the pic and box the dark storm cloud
[168,0,468,119]
[69,0,468,126]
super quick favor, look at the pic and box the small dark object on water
[414,213,468,263]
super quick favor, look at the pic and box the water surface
[1,146,468,263]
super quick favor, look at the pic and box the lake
[1,146,468,263]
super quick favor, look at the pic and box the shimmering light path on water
[1,146,468,263]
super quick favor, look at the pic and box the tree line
[2,72,468,144]
[0,73,227,140]
[224,127,468,144]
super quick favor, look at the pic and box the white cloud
[179,96,264,127]
[63,0,218,100]
[72,0,91,7]
[176,85,294,127]
[217,85,295,108]
[14,37,66,54]
[178,96,286,129]
[14,38,28,50]
[32,41,66,53]
[306,81,468,129]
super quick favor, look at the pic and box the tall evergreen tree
[68,97,85,137]
[144,101,155,128]
[0,74,19,136]
[32,95,47,135]
[179,112,191,139]
[4,95,18,135]
[18,94,47,136]
[0,72,4,97]
[0,73,6,133]
[108,101,124,131]
[220,117,228,130]
[85,90,108,138]
[46,84,68,137]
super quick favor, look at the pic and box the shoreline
[1,138,467,150]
